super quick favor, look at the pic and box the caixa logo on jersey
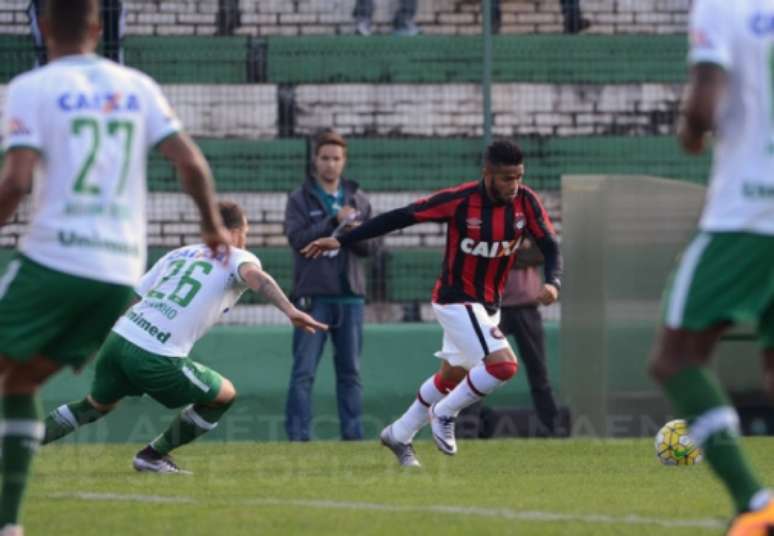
[57,92,141,113]
[460,238,521,258]
[751,13,774,35]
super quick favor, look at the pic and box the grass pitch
[29,438,774,535]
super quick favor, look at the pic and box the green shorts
[0,254,134,369]
[90,332,224,409]
[662,232,774,347]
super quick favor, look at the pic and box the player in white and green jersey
[649,0,774,533]
[42,202,327,474]
[0,1,229,533]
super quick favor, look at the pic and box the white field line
[47,491,724,530]
[48,492,195,504]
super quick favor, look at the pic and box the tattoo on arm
[253,270,294,316]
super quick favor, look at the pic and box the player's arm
[157,132,230,261]
[679,0,730,155]
[0,148,37,225]
[238,262,328,334]
[301,187,464,258]
[346,200,380,258]
[533,234,562,306]
[678,63,727,155]
[522,190,562,305]
[301,205,416,258]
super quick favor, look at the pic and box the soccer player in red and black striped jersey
[302,141,562,466]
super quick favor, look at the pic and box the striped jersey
[339,180,561,309]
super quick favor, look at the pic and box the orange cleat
[728,500,774,536]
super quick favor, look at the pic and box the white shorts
[431,302,511,369]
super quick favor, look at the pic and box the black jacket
[284,177,379,298]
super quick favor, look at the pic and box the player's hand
[336,206,358,224]
[301,237,341,258]
[537,283,559,306]
[288,308,328,334]
[202,226,231,264]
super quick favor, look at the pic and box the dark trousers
[499,304,560,434]
[28,0,124,65]
[352,0,417,27]
[285,300,364,441]
[560,0,585,33]
[491,0,584,34]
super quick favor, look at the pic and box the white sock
[391,376,445,444]
[434,364,506,418]
[749,489,773,511]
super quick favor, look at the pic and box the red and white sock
[391,374,458,444]
[433,361,518,418]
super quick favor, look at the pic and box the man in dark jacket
[283,130,378,441]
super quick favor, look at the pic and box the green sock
[0,394,43,526]
[664,366,763,513]
[150,402,231,455]
[43,398,106,445]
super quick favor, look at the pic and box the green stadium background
[0,0,708,441]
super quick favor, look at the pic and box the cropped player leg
[650,326,766,514]
[381,361,466,467]
[427,303,517,454]
[42,395,117,445]
[389,361,465,444]
[45,335,133,445]
[0,355,60,530]
[149,377,236,457]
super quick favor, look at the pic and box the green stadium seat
[0,136,709,193]
[148,139,306,192]
[0,34,687,85]
[0,35,34,82]
[0,36,252,84]
[266,35,687,84]
[386,248,442,302]
[145,136,707,193]
[124,36,251,84]
[521,136,711,190]
[0,135,706,193]
[345,138,482,191]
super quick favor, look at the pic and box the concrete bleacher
[0,0,691,37]
[266,34,687,84]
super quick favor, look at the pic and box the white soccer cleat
[429,404,458,456]
[132,446,192,475]
[380,425,421,467]
[0,524,23,536]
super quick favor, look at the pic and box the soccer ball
[654,419,703,466]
